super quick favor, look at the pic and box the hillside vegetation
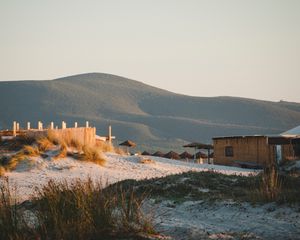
[1,73,300,151]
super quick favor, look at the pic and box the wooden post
[13,121,17,137]
[108,125,112,144]
[27,122,31,130]
[16,122,20,131]
[38,121,42,130]
[50,122,54,130]
[62,121,66,129]
[74,122,78,128]
[86,121,89,128]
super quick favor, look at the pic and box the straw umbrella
[152,151,165,157]
[183,142,204,161]
[141,151,150,156]
[119,140,136,155]
[183,142,213,163]
[164,151,180,160]
[180,151,193,160]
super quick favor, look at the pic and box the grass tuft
[0,166,5,176]
[54,142,67,160]
[80,145,106,166]
[259,165,282,202]
[95,141,115,153]
[0,178,33,239]
[37,137,54,152]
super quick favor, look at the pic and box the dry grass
[0,145,39,172]
[53,142,67,160]
[37,137,54,152]
[259,165,282,202]
[0,178,33,239]
[80,145,106,166]
[0,166,5,176]
[22,145,40,157]
[115,147,126,155]
[95,141,114,153]
[139,158,156,164]
[33,179,155,239]
[0,178,155,239]
[46,129,60,145]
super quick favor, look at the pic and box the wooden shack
[213,135,300,168]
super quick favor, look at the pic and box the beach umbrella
[183,142,214,163]
[152,151,165,157]
[183,142,204,161]
[164,151,180,160]
[141,151,150,156]
[179,151,193,159]
[119,140,136,154]
[193,151,208,159]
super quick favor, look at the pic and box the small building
[213,134,300,168]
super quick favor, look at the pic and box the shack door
[275,145,282,164]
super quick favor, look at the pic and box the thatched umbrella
[164,151,180,160]
[183,142,204,161]
[183,142,214,163]
[180,151,193,159]
[141,151,150,156]
[119,140,136,154]
[193,151,208,159]
[152,151,165,157]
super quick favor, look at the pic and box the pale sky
[0,0,299,102]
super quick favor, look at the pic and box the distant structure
[0,121,115,146]
[213,127,300,168]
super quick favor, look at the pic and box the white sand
[3,153,257,201]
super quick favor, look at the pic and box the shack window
[225,146,233,157]
[294,144,300,157]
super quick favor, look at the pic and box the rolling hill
[1,72,300,152]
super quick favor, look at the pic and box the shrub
[139,158,156,164]
[22,145,40,157]
[54,142,67,160]
[0,166,5,176]
[46,129,60,145]
[0,178,33,239]
[96,141,114,153]
[33,178,155,239]
[258,165,282,202]
[37,137,54,152]
[69,138,83,152]
[115,147,126,156]
[80,145,106,166]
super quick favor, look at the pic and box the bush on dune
[0,178,155,239]
[37,137,54,152]
[0,178,34,239]
[80,145,106,166]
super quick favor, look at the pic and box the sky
[0,0,299,102]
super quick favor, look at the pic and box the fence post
[74,122,78,128]
[108,125,112,144]
[13,121,17,137]
[16,122,20,131]
[62,121,66,129]
[86,121,89,128]
[27,122,31,130]
[38,121,43,130]
[50,122,54,130]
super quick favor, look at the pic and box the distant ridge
[1,72,300,152]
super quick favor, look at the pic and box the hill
[1,72,300,152]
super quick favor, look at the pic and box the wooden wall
[213,136,275,166]
[27,127,96,146]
